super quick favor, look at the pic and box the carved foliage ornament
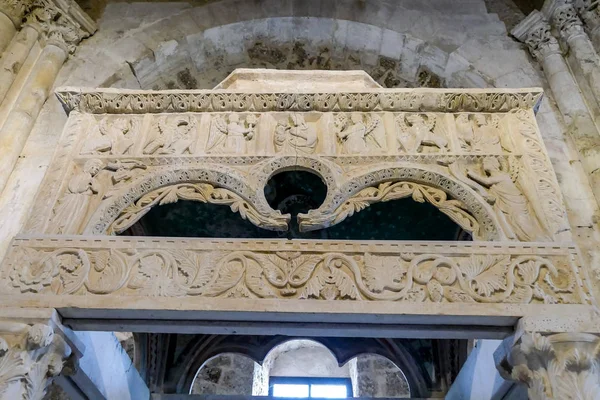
[298,181,480,237]
[0,324,72,400]
[25,0,89,52]
[500,332,600,400]
[108,182,289,234]
[55,90,543,114]
[2,239,587,304]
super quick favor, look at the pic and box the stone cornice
[55,87,545,114]
[512,11,562,60]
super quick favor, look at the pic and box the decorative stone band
[55,87,544,114]
[0,236,591,306]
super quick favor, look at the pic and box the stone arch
[169,335,429,397]
[61,0,529,91]
[84,165,289,235]
[298,164,504,241]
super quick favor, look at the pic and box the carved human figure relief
[49,159,146,234]
[395,113,448,153]
[274,114,318,154]
[466,157,550,241]
[456,114,512,153]
[335,113,384,154]
[144,115,198,155]
[205,114,258,153]
[81,117,138,155]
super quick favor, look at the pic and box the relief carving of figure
[335,113,383,154]
[144,115,198,155]
[467,157,550,241]
[50,159,106,235]
[50,159,146,234]
[456,114,512,153]
[81,117,138,155]
[274,114,318,153]
[396,113,448,153]
[206,114,258,153]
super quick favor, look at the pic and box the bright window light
[272,384,310,398]
[310,384,348,398]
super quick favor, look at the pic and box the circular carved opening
[264,170,328,239]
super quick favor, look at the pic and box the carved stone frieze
[0,323,73,400]
[55,88,544,114]
[24,105,569,243]
[0,237,590,305]
[497,332,600,400]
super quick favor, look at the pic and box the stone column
[0,322,74,399]
[0,0,92,195]
[545,0,600,115]
[512,11,600,210]
[0,0,32,54]
[496,332,600,399]
[574,0,600,49]
[0,41,67,194]
[0,25,39,103]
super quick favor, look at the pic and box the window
[270,377,352,398]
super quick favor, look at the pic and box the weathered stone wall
[191,353,256,395]
[350,355,410,398]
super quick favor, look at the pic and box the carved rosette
[0,323,72,400]
[498,332,600,400]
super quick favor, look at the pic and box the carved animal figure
[206,114,257,153]
[274,114,317,153]
[144,115,197,155]
[335,113,383,154]
[396,113,448,153]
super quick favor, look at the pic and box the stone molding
[497,331,600,400]
[512,11,562,60]
[0,236,591,305]
[0,321,73,399]
[55,87,544,114]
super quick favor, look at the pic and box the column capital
[544,0,587,42]
[512,11,562,60]
[24,0,95,54]
[0,0,35,28]
[0,321,75,399]
[575,0,600,31]
[496,331,600,400]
